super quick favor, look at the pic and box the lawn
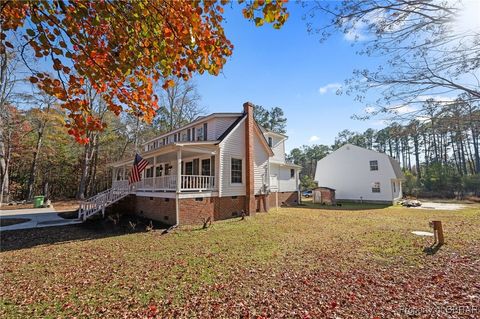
[1,204,479,318]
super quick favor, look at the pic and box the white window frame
[370,160,379,171]
[230,157,244,185]
[372,182,381,193]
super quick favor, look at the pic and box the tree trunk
[76,133,96,199]
[413,135,421,178]
[27,124,46,200]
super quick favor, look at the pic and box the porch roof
[110,141,219,167]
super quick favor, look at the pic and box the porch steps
[78,181,130,221]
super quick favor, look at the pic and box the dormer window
[197,127,204,141]
[203,123,208,141]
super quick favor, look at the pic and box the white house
[79,102,301,225]
[314,144,404,204]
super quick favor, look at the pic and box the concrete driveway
[411,202,466,211]
[0,207,82,231]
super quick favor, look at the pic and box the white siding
[219,119,246,197]
[270,163,298,192]
[212,117,237,139]
[314,144,400,202]
[253,133,269,194]
[267,134,286,163]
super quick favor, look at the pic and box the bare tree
[154,80,205,132]
[0,49,19,205]
[305,0,480,115]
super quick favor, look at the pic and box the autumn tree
[1,0,288,143]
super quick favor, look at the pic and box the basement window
[195,197,203,202]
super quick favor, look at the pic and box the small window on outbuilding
[372,182,381,193]
[290,169,295,178]
[268,137,273,147]
[370,160,378,171]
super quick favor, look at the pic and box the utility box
[313,187,336,205]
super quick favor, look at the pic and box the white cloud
[318,83,342,94]
[394,104,417,115]
[451,0,480,35]
[309,135,320,143]
[344,22,369,42]
[364,106,376,114]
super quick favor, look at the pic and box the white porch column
[153,155,157,189]
[176,148,182,193]
[175,147,182,227]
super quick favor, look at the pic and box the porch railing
[78,180,130,221]
[133,175,215,192]
[180,175,215,191]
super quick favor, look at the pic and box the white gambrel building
[314,144,404,204]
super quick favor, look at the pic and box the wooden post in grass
[431,221,444,245]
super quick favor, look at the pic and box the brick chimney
[243,102,256,215]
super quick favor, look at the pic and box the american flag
[128,153,149,184]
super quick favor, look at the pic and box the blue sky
[194,3,384,152]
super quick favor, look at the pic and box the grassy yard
[1,204,479,318]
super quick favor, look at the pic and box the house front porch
[111,142,219,196]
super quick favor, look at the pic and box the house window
[393,181,396,193]
[201,159,211,176]
[187,129,191,141]
[192,127,196,141]
[370,160,378,171]
[155,164,163,177]
[185,161,193,175]
[197,127,204,141]
[174,133,177,142]
[231,158,242,184]
[372,182,381,193]
[203,123,208,141]
[268,137,273,147]
[146,167,154,178]
[290,169,295,178]
[193,158,199,175]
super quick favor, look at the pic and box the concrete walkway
[0,207,82,231]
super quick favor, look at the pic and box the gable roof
[388,156,404,180]
[216,113,274,156]
[142,112,242,146]
[217,113,246,142]
[320,144,405,179]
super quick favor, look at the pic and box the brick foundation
[134,196,176,225]
[178,197,215,225]
[213,196,246,220]
[268,191,299,208]
[118,191,298,226]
